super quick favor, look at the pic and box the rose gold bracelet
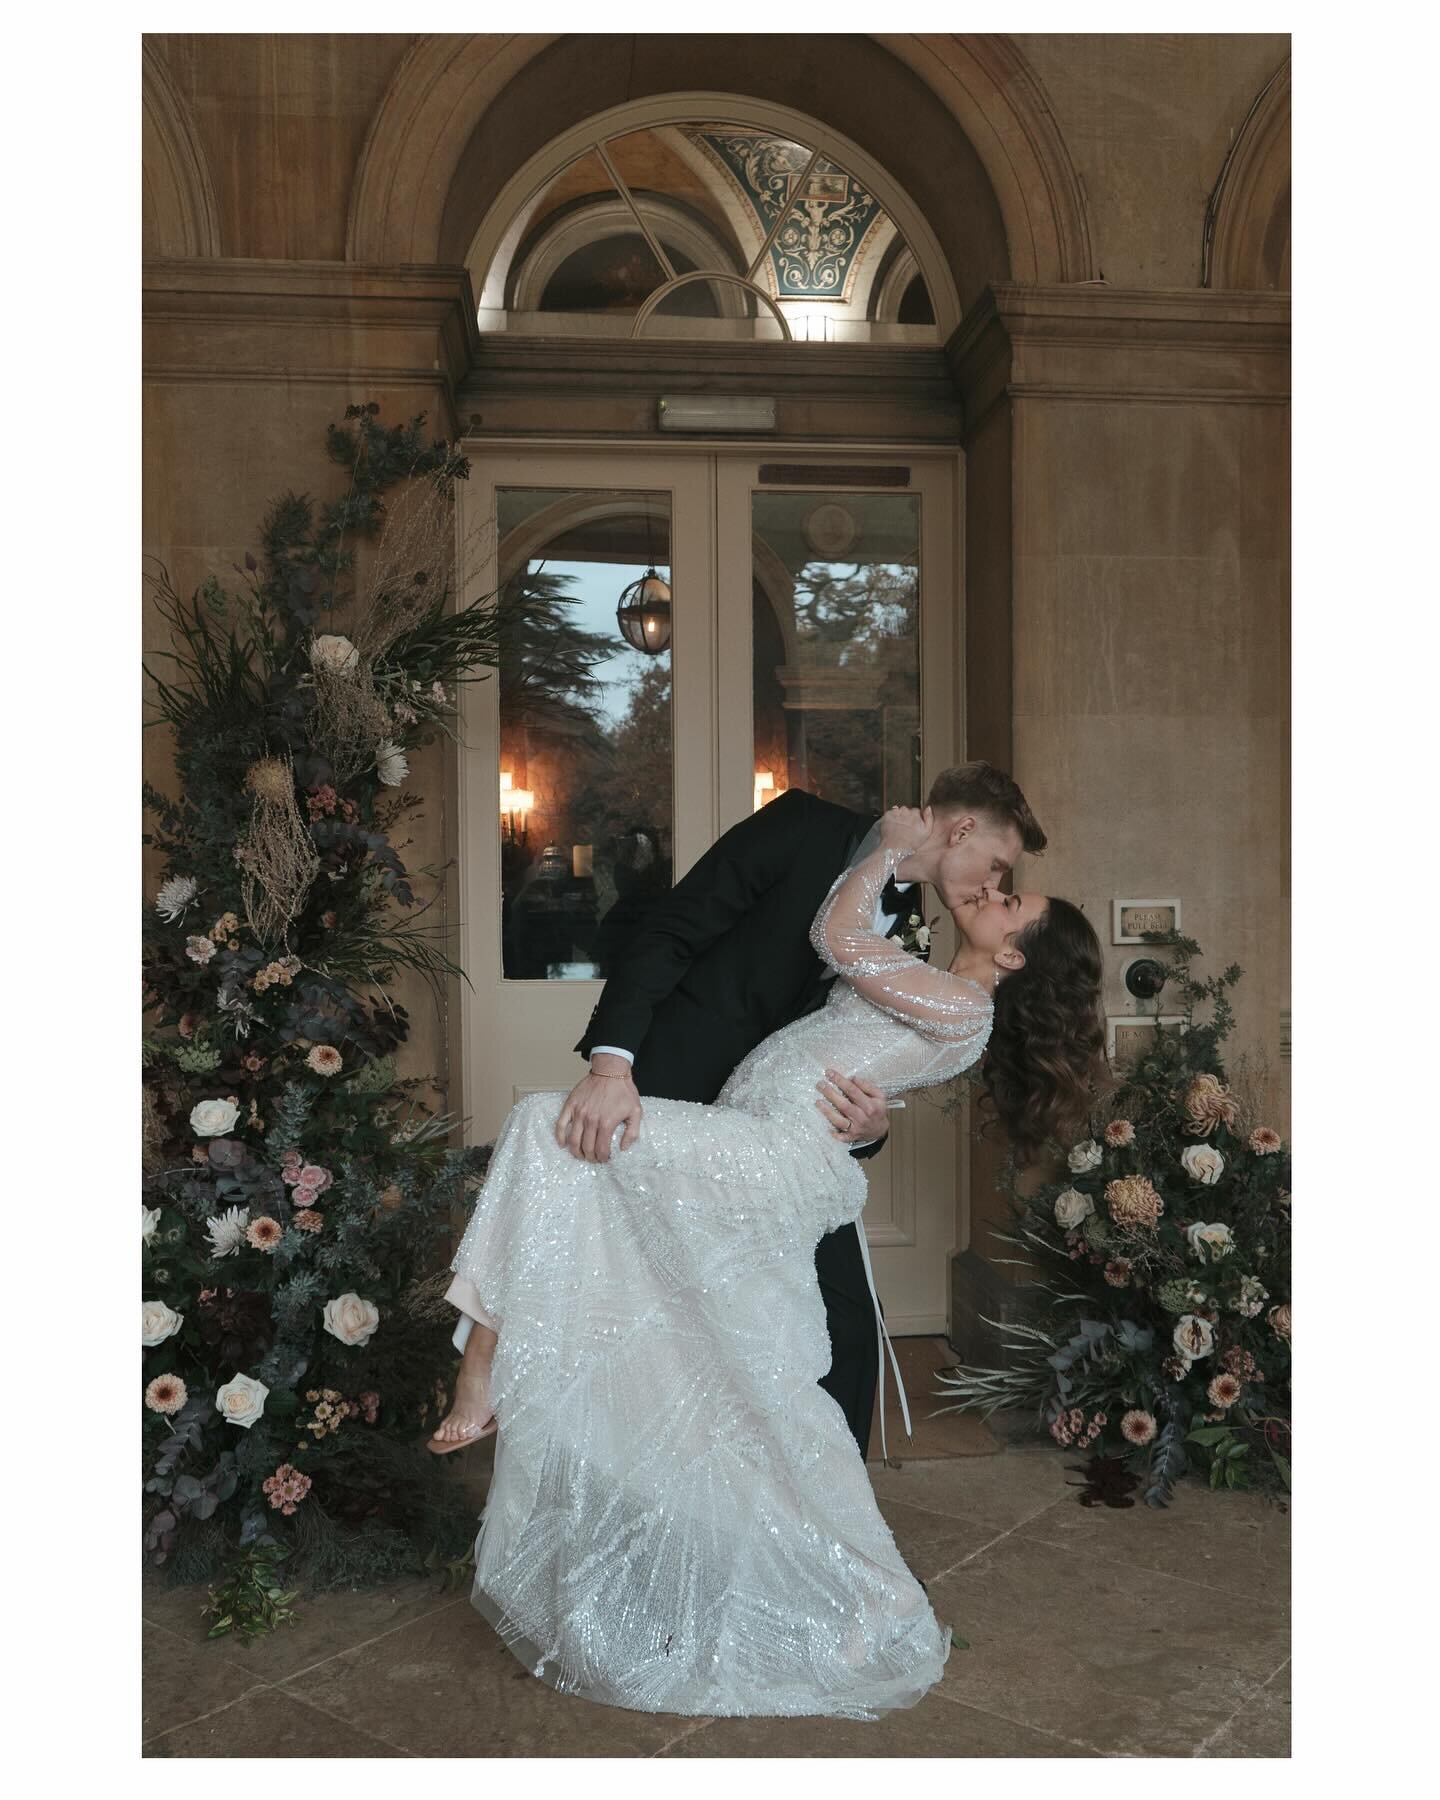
[588,1068,633,1080]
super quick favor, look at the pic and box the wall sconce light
[753,769,776,813]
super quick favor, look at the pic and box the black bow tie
[881,875,913,919]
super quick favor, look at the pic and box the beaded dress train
[444,843,993,1719]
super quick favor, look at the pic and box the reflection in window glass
[497,489,673,980]
[751,492,921,818]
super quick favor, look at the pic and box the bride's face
[952,888,1049,957]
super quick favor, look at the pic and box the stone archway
[1203,56,1290,290]
[142,38,222,258]
[345,33,1095,311]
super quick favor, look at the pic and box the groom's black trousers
[629,1017,880,1463]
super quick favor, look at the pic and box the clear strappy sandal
[426,1412,497,1454]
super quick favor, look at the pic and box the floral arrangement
[142,404,510,1626]
[935,935,1291,1507]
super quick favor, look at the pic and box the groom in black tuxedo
[569,786,895,1456]
[560,765,1046,1459]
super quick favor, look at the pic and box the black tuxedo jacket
[576,786,900,1161]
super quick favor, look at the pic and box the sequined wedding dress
[444,843,993,1720]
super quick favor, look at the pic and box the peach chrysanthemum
[1105,1174,1164,1229]
[307,1045,343,1077]
[1206,1372,1241,1407]
[247,1216,282,1251]
[1182,1073,1239,1137]
[1249,1127,1282,1155]
[1120,1409,1156,1444]
[1104,1119,1136,1147]
[145,1374,188,1415]
[293,1209,324,1233]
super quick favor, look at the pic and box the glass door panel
[496,487,674,980]
[749,491,921,817]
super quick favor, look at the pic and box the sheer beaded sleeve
[809,844,994,1049]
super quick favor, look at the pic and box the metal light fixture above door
[615,499,672,654]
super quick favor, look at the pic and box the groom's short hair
[926,762,1047,855]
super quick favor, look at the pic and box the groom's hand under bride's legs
[428,1316,499,1453]
[556,1054,644,1162]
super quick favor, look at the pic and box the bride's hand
[879,804,931,854]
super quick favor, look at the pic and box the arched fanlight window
[480,119,939,346]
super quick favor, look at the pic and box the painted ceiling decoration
[689,130,885,302]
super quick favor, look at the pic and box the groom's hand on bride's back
[556,1054,644,1162]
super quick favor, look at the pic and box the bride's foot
[427,1361,496,1454]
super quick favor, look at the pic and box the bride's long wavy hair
[975,898,1109,1159]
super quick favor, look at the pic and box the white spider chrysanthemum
[205,1204,250,1259]
[156,875,198,922]
[375,739,409,786]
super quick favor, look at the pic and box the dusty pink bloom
[307,1045,343,1077]
[293,1209,324,1233]
[1104,1119,1136,1147]
[1249,1127,1282,1155]
[293,1184,320,1206]
[1103,1257,1134,1287]
[262,1462,313,1515]
[299,1164,331,1191]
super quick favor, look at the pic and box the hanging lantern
[616,567,672,655]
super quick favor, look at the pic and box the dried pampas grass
[236,753,320,945]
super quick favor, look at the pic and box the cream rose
[1173,1313,1216,1359]
[142,1300,183,1346]
[190,1097,240,1137]
[215,1372,269,1429]
[1267,1301,1291,1341]
[1185,1221,1235,1261]
[309,633,359,676]
[322,1292,381,1347]
[1053,1186,1095,1230]
[1067,1139,1104,1174]
[1181,1144,1226,1186]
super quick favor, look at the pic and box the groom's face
[930,812,1024,912]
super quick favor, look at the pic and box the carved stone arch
[1203,57,1291,291]
[142,39,221,257]
[868,33,1095,286]
[346,34,1095,310]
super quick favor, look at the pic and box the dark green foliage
[141,406,504,1628]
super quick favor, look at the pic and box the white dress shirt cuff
[590,1045,635,1065]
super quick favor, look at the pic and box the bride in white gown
[431,807,1105,1720]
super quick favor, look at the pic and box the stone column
[945,282,1290,1360]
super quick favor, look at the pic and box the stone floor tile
[657,1685,1100,1757]
[141,1620,267,1740]
[144,1683,410,1756]
[277,1594,694,1756]
[927,1532,1289,1757]
[1016,1479,1291,1606]
[874,1497,1003,1585]
[1197,1660,1291,1758]
[868,1447,1076,1532]
[142,1571,468,1682]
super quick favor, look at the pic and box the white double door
[455,444,964,1333]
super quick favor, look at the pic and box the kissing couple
[430,761,1106,1720]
